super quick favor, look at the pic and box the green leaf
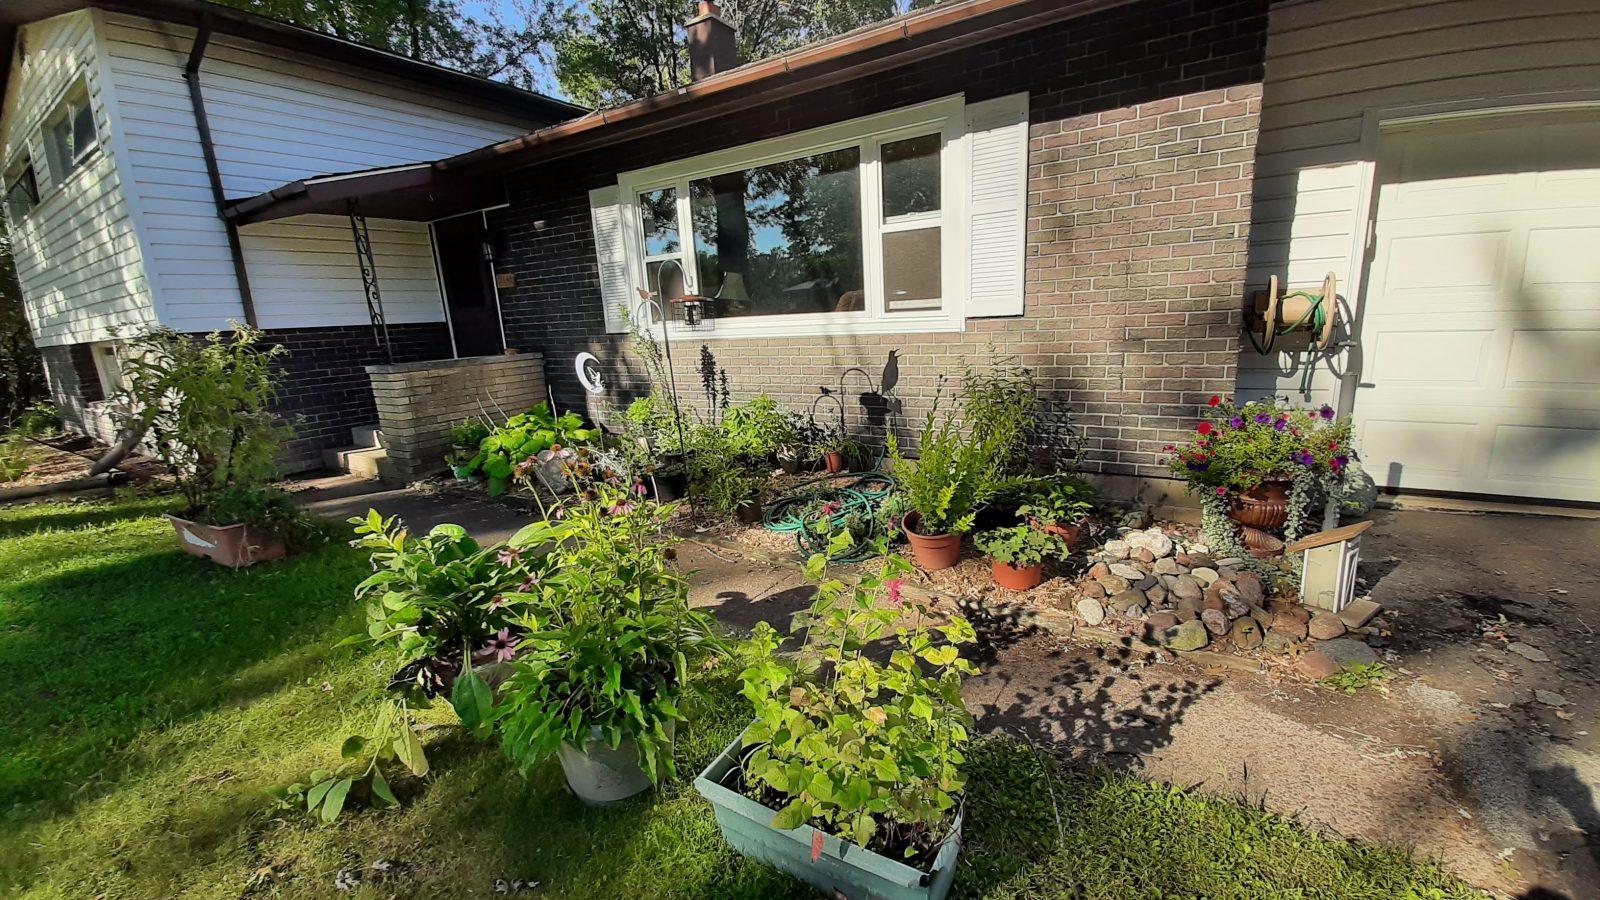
[770,800,809,831]
[340,735,366,759]
[320,778,353,823]
[450,663,496,735]
[370,769,398,807]
[393,725,429,777]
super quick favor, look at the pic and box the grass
[0,493,1487,898]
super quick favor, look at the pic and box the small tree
[112,324,291,510]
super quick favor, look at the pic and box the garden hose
[762,471,898,563]
[1247,287,1332,355]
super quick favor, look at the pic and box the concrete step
[320,444,389,479]
[351,425,384,449]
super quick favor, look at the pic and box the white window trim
[39,79,99,193]
[89,340,124,399]
[616,94,970,340]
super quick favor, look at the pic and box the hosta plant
[468,402,600,496]
[737,538,977,862]
[973,524,1065,567]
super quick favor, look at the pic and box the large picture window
[619,96,965,336]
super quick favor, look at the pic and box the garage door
[1357,108,1600,503]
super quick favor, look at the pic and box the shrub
[449,418,491,448]
[974,524,1065,567]
[0,438,27,482]
[718,394,794,459]
[1015,475,1096,525]
[738,546,977,860]
[889,401,1006,537]
[15,400,60,438]
[1167,396,1354,497]
[960,360,1038,476]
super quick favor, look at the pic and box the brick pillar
[366,353,547,479]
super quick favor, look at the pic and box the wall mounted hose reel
[1246,272,1340,354]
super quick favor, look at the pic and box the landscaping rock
[1308,612,1346,641]
[1153,557,1185,576]
[1262,632,1292,655]
[1130,546,1155,564]
[1127,529,1174,559]
[1297,650,1341,680]
[1146,583,1168,605]
[1076,597,1106,626]
[1108,589,1147,615]
[1507,642,1551,663]
[1170,574,1203,601]
[1110,562,1145,581]
[1119,508,1153,529]
[1337,598,1382,629]
[1087,561,1110,580]
[1270,611,1309,640]
[1201,608,1229,636]
[1135,575,1159,591]
[1232,572,1264,605]
[1230,617,1263,650]
[1535,690,1569,708]
[1216,557,1245,568]
[1186,553,1215,569]
[1173,599,1200,622]
[1191,567,1220,587]
[1081,580,1107,600]
[1317,638,1380,669]
[1163,619,1209,652]
[1097,575,1130,594]
[1145,612,1179,635]
[1224,598,1251,620]
[1104,540,1131,560]
[1248,604,1274,629]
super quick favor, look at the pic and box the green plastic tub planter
[558,721,674,806]
[695,732,963,900]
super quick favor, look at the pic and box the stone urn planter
[695,733,964,900]
[990,558,1044,591]
[902,510,961,571]
[165,514,286,569]
[1227,478,1292,531]
[558,721,674,806]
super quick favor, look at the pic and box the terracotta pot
[165,514,286,569]
[1029,517,1083,550]
[903,510,962,571]
[823,450,846,474]
[990,558,1043,591]
[1227,479,1291,531]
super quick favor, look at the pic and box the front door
[434,212,504,357]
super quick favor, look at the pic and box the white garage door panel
[1360,108,1600,502]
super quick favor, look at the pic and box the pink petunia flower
[1215,486,1228,496]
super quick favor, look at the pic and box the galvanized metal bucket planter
[694,733,964,900]
[559,720,675,806]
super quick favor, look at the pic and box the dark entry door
[434,213,504,357]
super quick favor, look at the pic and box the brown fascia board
[224,164,507,224]
[437,0,1139,176]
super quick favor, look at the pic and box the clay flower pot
[990,558,1043,591]
[1227,478,1291,531]
[903,510,962,571]
[823,450,846,474]
[165,514,286,569]
[1028,517,1083,550]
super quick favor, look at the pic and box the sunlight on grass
[0,494,1487,898]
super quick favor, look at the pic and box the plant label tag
[810,829,825,862]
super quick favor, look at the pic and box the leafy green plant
[468,402,600,496]
[961,359,1038,476]
[15,400,60,438]
[718,394,794,459]
[738,542,977,861]
[0,437,28,482]
[889,401,1006,537]
[449,418,491,448]
[1015,475,1096,526]
[494,488,720,783]
[271,699,429,824]
[974,525,1065,567]
[200,483,320,548]
[1321,662,1390,694]
[112,324,292,512]
[347,510,544,697]
[700,465,765,516]
[1168,396,1354,498]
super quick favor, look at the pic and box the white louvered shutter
[965,92,1030,318]
[589,185,633,333]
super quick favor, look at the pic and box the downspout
[184,14,258,327]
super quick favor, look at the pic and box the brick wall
[264,323,453,468]
[367,354,547,479]
[38,344,118,443]
[492,0,1267,482]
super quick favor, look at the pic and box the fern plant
[889,403,1005,536]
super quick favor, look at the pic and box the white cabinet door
[1358,109,1600,502]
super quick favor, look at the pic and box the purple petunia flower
[1294,450,1315,466]
[1319,405,1335,420]
[1273,418,1288,431]
[1186,459,1210,472]
[1253,412,1271,424]
[1229,416,1244,429]
[1332,454,1349,470]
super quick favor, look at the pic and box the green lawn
[0,493,1485,898]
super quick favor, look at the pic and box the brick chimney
[685,1,740,81]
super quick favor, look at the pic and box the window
[618,96,966,336]
[3,157,37,222]
[90,341,124,398]
[42,81,98,186]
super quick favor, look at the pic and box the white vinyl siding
[96,11,541,332]
[0,10,156,348]
[1240,0,1600,408]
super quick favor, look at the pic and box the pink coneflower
[488,594,507,610]
[483,628,518,662]
[496,546,522,566]
[608,499,636,515]
[518,574,539,593]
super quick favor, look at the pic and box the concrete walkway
[291,474,1599,899]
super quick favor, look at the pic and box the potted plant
[1167,396,1353,534]
[888,403,1006,571]
[974,524,1064,591]
[495,490,720,804]
[449,418,490,455]
[806,421,853,474]
[719,394,794,467]
[697,546,977,900]
[1015,476,1096,548]
[111,325,304,568]
[705,467,765,524]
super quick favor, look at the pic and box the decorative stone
[1153,557,1184,576]
[1232,572,1264,605]
[1170,574,1203,601]
[1174,553,1192,567]
[1224,598,1251,620]
[1535,690,1569,708]
[1145,612,1179,635]
[1130,546,1156,564]
[1270,612,1308,640]
[1081,580,1107,600]
[1119,508,1153,529]
[1506,642,1551,663]
[1163,619,1210,652]
[1317,638,1380,669]
[1308,612,1346,641]
[1262,632,1292,655]
[1230,617,1263,650]
[1216,557,1245,568]
[1076,597,1106,626]
[1337,598,1382,629]
[1297,650,1341,680]
[1134,575,1159,592]
[1104,540,1131,560]
[1191,567,1220,587]
[1109,563,1145,581]
[1097,575,1130,594]
[1127,529,1174,559]
[1087,561,1111,580]
[1201,608,1229,636]
[1145,584,1168,605]
[1173,599,1200,622]
[1108,589,1147,615]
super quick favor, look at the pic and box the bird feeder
[1285,519,1372,613]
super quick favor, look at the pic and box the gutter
[183,14,258,327]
